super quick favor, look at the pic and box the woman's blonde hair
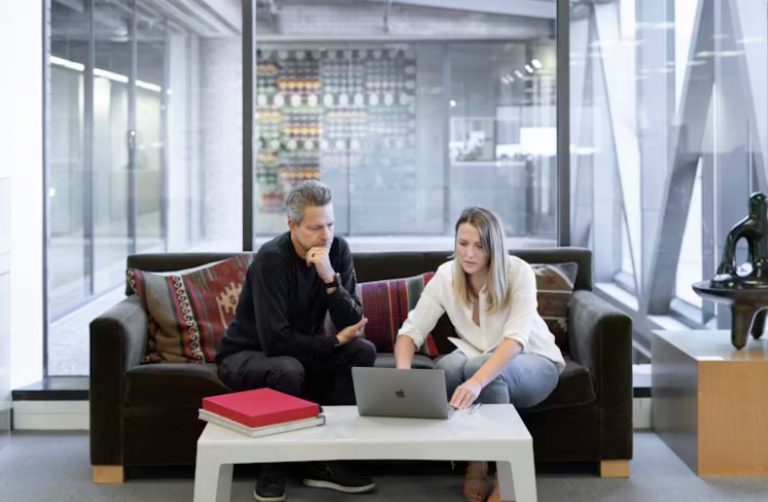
[452,207,511,312]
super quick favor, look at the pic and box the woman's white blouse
[397,257,566,371]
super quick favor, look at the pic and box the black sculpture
[693,192,768,349]
[711,192,768,288]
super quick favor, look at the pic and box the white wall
[0,1,44,390]
[0,112,10,431]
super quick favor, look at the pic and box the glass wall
[47,0,559,375]
[570,0,768,353]
[47,0,768,371]
[253,1,558,244]
[47,0,242,375]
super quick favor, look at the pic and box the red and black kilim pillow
[127,256,251,363]
[326,272,440,357]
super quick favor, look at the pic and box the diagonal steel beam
[644,0,715,313]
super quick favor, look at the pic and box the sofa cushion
[327,272,440,357]
[127,255,251,363]
[532,262,578,352]
[522,358,596,413]
[363,272,442,357]
[124,363,229,409]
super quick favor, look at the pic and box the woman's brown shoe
[461,461,489,502]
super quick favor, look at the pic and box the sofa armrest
[89,295,148,465]
[568,290,633,460]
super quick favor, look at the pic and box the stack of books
[199,388,325,438]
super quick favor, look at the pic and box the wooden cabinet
[652,330,768,476]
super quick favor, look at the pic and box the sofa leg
[93,465,124,484]
[600,460,630,478]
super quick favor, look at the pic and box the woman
[394,207,565,502]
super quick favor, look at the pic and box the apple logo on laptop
[395,389,406,398]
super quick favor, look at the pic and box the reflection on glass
[254,35,557,241]
[47,0,242,375]
[135,19,166,254]
[49,0,88,316]
[449,43,556,240]
[92,0,131,293]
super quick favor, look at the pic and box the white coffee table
[194,404,536,502]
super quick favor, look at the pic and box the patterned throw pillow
[531,262,578,353]
[326,272,440,357]
[127,256,251,363]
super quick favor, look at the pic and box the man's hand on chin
[306,246,335,283]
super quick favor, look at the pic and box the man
[216,180,377,502]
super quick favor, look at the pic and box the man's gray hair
[285,180,333,223]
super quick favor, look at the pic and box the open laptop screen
[352,367,454,419]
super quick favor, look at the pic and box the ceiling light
[51,55,162,93]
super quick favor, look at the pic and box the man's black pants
[217,338,377,405]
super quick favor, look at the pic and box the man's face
[289,204,335,253]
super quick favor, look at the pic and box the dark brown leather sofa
[90,248,632,483]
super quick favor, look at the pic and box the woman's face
[456,223,490,276]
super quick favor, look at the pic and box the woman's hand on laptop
[450,379,482,409]
[335,318,368,345]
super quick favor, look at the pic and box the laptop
[351,367,454,419]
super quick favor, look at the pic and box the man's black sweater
[216,232,362,365]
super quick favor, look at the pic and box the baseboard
[9,397,652,432]
[12,400,89,430]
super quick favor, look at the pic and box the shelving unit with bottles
[357,47,417,192]
[254,46,417,233]
[256,50,322,216]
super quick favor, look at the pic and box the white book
[447,337,496,358]
[198,409,325,438]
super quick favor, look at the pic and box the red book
[202,388,319,428]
